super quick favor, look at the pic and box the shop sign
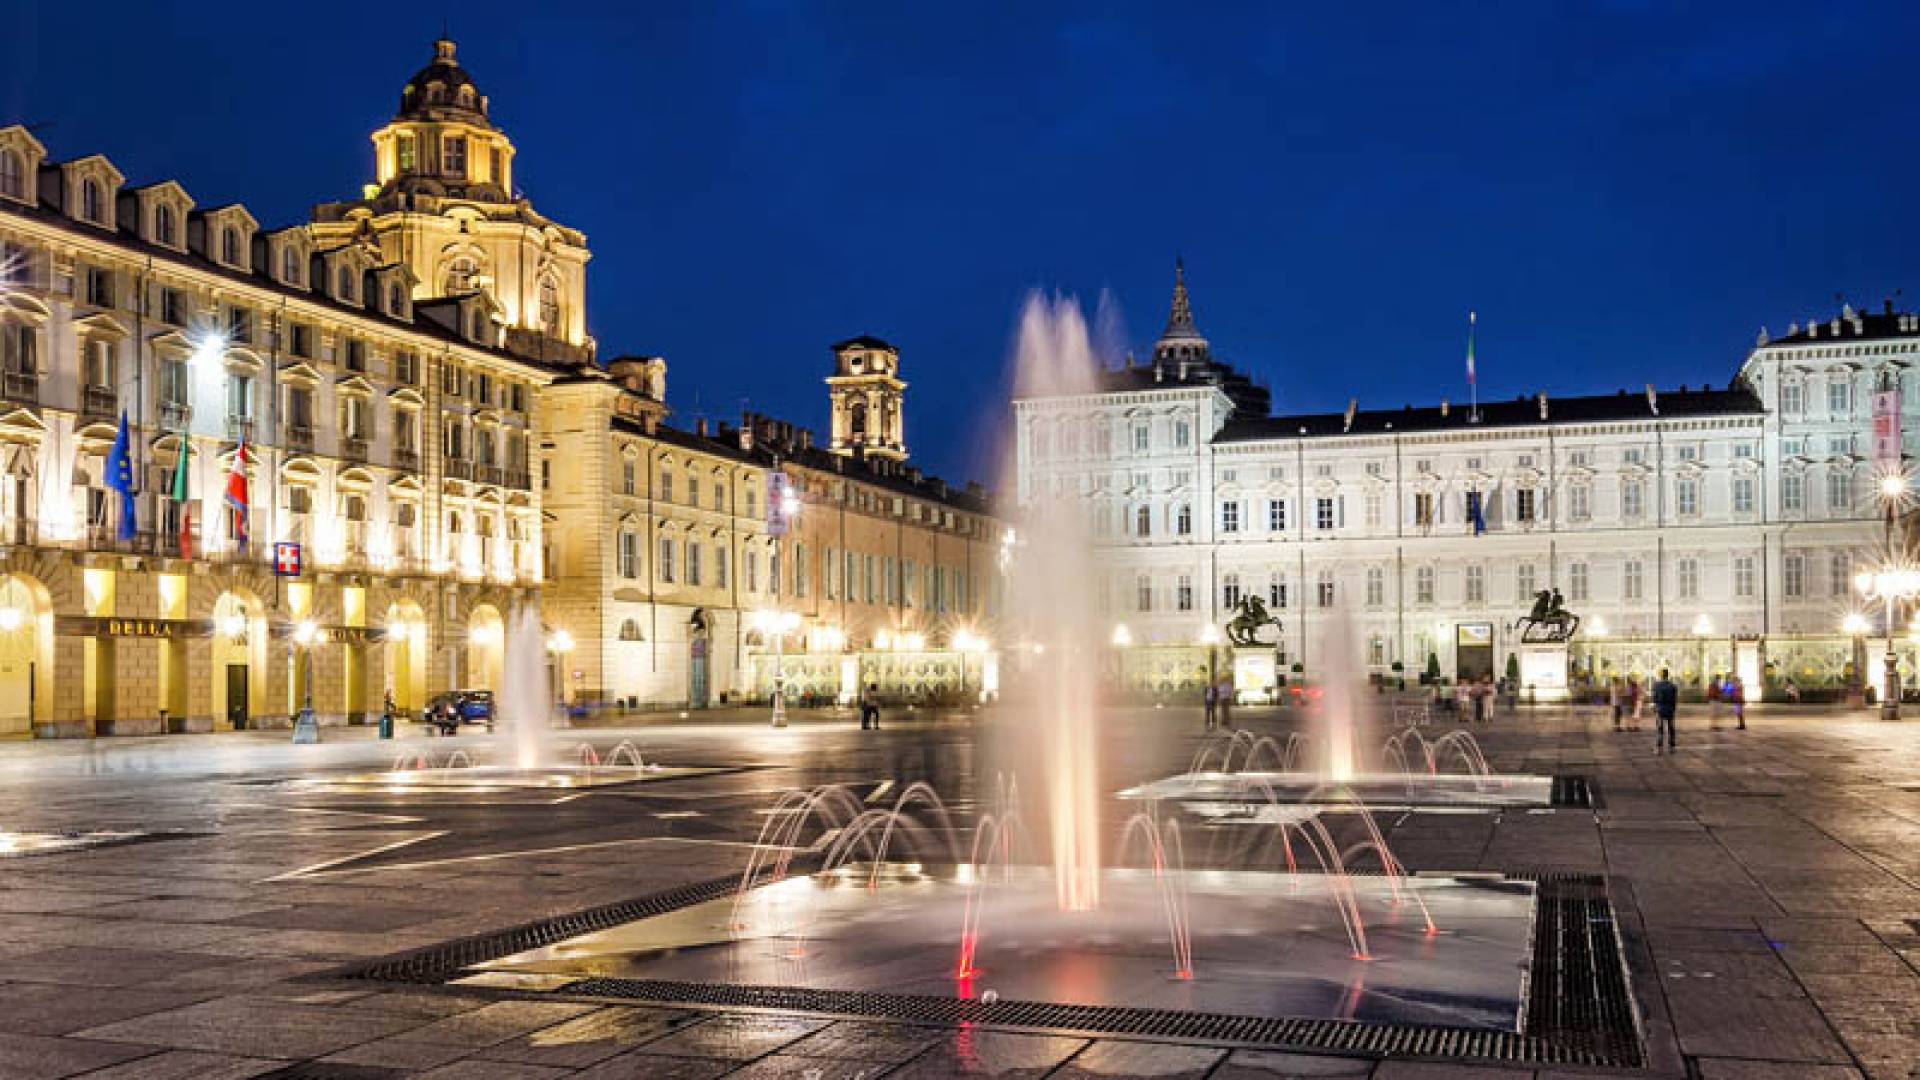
[56,616,211,639]
[273,542,303,577]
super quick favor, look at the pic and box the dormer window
[444,256,477,294]
[280,246,302,286]
[154,204,177,246]
[80,179,103,223]
[469,309,485,340]
[388,283,405,316]
[336,266,355,302]
[0,151,22,199]
[221,227,240,266]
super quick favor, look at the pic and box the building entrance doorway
[226,664,249,729]
[690,636,710,709]
[1456,622,1495,683]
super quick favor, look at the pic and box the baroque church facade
[1015,265,1904,698]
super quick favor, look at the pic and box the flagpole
[1468,310,1479,425]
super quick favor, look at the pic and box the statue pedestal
[1518,643,1571,703]
[1230,649,1278,705]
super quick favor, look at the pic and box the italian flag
[170,437,192,559]
[224,440,250,549]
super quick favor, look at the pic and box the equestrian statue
[1225,595,1284,647]
[1513,588,1580,644]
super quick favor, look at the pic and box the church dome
[397,38,492,128]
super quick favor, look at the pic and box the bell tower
[827,336,907,461]
[311,37,594,362]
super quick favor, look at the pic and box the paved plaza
[0,703,1916,1078]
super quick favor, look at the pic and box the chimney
[1537,392,1548,420]
[799,429,813,450]
[695,418,708,437]
[738,423,754,452]
[1645,384,1659,416]
[1342,398,1357,433]
[1440,399,1450,417]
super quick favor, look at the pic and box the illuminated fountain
[466,293,1545,1039]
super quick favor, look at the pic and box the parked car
[422,690,494,735]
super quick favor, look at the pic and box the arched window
[849,402,867,437]
[619,618,642,641]
[456,86,475,108]
[81,179,102,223]
[538,277,560,331]
[154,204,175,245]
[221,227,239,266]
[443,256,478,294]
[0,151,22,199]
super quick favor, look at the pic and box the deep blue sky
[5,3,1914,483]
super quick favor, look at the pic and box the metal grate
[334,868,1642,1069]
[1550,775,1600,809]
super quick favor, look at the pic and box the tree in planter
[1425,652,1441,684]
[1504,652,1521,685]
[1391,660,1406,691]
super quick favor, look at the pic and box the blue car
[422,689,494,735]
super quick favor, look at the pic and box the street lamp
[1855,566,1920,719]
[752,608,800,728]
[1111,623,1132,647]
[953,629,988,701]
[291,619,318,736]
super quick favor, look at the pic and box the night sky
[5,3,1916,484]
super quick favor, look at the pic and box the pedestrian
[1216,676,1235,730]
[860,683,881,730]
[1652,667,1678,752]
[1627,675,1644,731]
[1609,677,1623,732]
[1730,675,1746,730]
[1203,680,1217,731]
[1707,672,1723,730]
[1785,676,1801,705]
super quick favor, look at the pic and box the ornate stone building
[1015,264,1903,699]
[0,41,568,736]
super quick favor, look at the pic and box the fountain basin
[472,864,1537,1032]
[309,764,731,791]
[1119,771,1557,811]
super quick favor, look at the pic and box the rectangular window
[1781,382,1803,415]
[226,373,252,419]
[618,532,639,579]
[1827,470,1852,513]
[1732,474,1754,514]
[1515,488,1536,522]
[1569,484,1590,521]
[1136,575,1153,613]
[1316,497,1334,531]
[227,305,252,343]
[1784,553,1805,597]
[1570,562,1589,602]
[1268,499,1285,532]
[1364,491,1382,529]
[159,288,185,326]
[1782,472,1804,511]
[396,134,416,173]
[1316,571,1335,608]
[1365,567,1384,608]
[443,135,468,177]
[1516,563,1536,604]
[1416,565,1434,604]
[1828,552,1849,597]
[1624,559,1644,601]
[1413,492,1434,527]
[717,546,729,589]
[687,542,702,587]
[159,358,188,409]
[1676,477,1698,517]
[1677,557,1698,600]
[658,536,675,583]
[1733,554,1755,598]
[1465,564,1484,604]
[1174,419,1190,448]
[1220,574,1240,610]
[1132,423,1149,452]
[1175,574,1192,611]
[1828,379,1851,415]
[1220,501,1240,533]
[84,267,113,308]
[1269,575,1287,609]
[1622,478,1644,519]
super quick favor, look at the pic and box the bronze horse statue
[1225,595,1283,647]
[1513,588,1580,643]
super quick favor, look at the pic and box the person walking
[860,683,881,730]
[1627,675,1644,731]
[1729,675,1746,731]
[1216,676,1235,730]
[1707,672,1723,730]
[1609,678,1623,732]
[1651,668,1679,753]
[1203,680,1218,732]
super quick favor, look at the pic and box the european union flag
[1467,489,1487,536]
[104,410,136,540]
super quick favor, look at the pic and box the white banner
[1874,388,1903,469]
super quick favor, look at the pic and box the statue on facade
[1225,595,1283,647]
[1515,588,1580,643]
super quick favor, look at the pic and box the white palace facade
[1014,265,1908,698]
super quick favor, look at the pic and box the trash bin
[378,710,394,739]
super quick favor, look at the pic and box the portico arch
[0,573,53,736]
[384,600,429,710]
[466,603,504,694]
[211,589,266,730]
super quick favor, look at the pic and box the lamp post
[753,608,800,728]
[1855,566,1920,720]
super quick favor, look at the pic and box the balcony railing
[504,469,532,491]
[341,436,368,462]
[285,425,314,452]
[444,458,473,481]
[2,371,39,404]
[477,464,506,486]
[159,401,191,430]
[394,447,421,472]
[226,416,254,443]
[81,385,117,420]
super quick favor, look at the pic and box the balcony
[2,371,39,405]
[285,425,314,452]
[394,447,421,473]
[226,416,254,443]
[159,401,191,430]
[341,436,368,463]
[478,464,506,486]
[443,458,473,481]
[81,385,117,420]
[505,469,532,491]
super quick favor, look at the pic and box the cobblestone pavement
[0,703,1915,1078]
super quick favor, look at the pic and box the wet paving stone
[478,1005,707,1068]
[639,1015,832,1060]
[1049,1039,1227,1078]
